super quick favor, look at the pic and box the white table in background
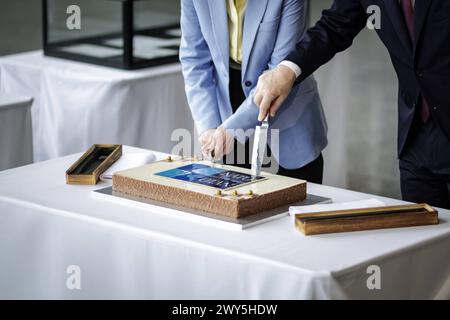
[0,93,33,170]
[0,146,450,299]
[0,51,194,162]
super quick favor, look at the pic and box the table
[1,146,450,299]
[0,51,194,162]
[0,93,33,170]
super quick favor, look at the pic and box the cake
[112,157,306,218]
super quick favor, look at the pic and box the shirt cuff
[280,60,302,79]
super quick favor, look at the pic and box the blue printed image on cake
[155,163,265,190]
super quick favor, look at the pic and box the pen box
[295,203,439,235]
[66,144,122,185]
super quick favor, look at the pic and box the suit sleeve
[222,0,305,136]
[288,0,367,83]
[179,0,222,136]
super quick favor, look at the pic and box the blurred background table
[0,93,33,170]
[0,51,194,162]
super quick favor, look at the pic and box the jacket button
[417,71,424,78]
[433,106,438,111]
[245,81,252,87]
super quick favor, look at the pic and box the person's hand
[211,127,234,160]
[253,65,297,121]
[199,129,216,157]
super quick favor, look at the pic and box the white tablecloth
[0,51,194,162]
[1,146,450,299]
[0,94,33,170]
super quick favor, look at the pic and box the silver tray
[92,186,331,230]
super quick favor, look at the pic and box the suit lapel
[413,0,432,52]
[383,0,413,52]
[208,0,229,72]
[242,0,269,78]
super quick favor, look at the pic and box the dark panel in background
[0,0,42,56]
[43,0,181,69]
[1,0,180,58]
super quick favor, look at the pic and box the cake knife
[251,115,269,177]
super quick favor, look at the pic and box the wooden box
[66,144,122,185]
[295,203,439,235]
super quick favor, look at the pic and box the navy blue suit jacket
[286,0,450,156]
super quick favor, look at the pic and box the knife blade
[251,115,269,177]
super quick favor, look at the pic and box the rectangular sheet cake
[112,157,306,218]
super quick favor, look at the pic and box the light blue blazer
[179,0,328,169]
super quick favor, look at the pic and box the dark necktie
[400,0,430,122]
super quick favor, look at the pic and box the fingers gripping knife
[251,115,269,177]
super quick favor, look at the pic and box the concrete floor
[0,0,401,199]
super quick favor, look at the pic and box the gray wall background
[0,0,401,199]
[0,0,42,56]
